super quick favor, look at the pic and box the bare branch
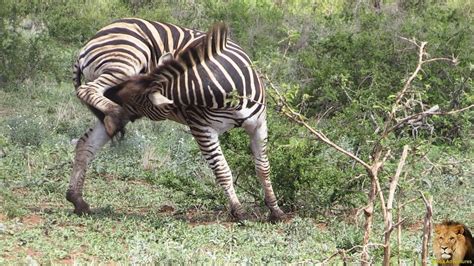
[316,106,334,126]
[398,197,419,209]
[387,105,439,133]
[431,104,474,115]
[389,41,427,120]
[398,36,421,48]
[382,145,409,266]
[361,179,377,266]
[386,104,473,134]
[387,145,410,210]
[419,191,433,266]
[423,57,456,64]
[384,218,406,234]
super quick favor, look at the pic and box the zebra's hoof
[268,210,286,223]
[73,204,91,216]
[66,191,91,216]
[230,207,246,222]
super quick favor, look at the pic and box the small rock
[25,255,39,266]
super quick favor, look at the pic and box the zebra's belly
[165,106,262,134]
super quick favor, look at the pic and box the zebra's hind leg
[66,121,111,215]
[244,119,285,222]
[190,127,245,221]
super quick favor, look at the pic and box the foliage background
[0,0,472,264]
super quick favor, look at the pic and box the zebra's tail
[72,59,82,90]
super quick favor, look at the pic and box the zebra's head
[104,74,175,122]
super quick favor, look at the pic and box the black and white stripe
[67,19,284,221]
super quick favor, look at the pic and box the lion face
[433,223,468,264]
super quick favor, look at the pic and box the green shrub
[0,190,28,218]
[6,116,48,147]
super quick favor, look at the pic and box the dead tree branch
[420,191,433,266]
[383,145,409,266]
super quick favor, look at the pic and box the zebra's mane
[150,22,229,82]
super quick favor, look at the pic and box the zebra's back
[77,18,201,82]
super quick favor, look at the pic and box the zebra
[67,18,285,221]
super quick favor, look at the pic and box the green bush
[6,116,48,147]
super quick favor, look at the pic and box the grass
[1,0,473,263]
[0,80,472,264]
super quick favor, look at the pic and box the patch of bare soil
[176,207,295,226]
[2,247,42,261]
[56,246,93,265]
[185,211,234,228]
[158,204,175,213]
[26,248,42,258]
[314,222,328,230]
[11,187,29,196]
[22,214,43,226]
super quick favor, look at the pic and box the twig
[431,104,474,115]
[316,106,334,126]
[387,104,473,134]
[387,105,439,133]
[385,218,406,234]
[398,197,419,209]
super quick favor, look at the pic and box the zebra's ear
[158,52,173,66]
[148,91,173,107]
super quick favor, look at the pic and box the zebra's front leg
[244,120,285,222]
[190,127,245,221]
[66,121,111,215]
